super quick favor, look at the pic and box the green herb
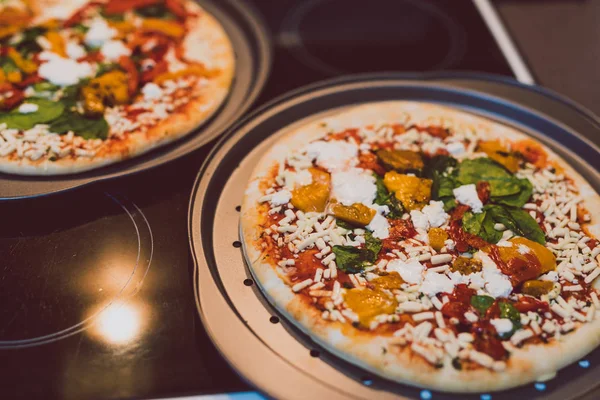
[332,246,372,274]
[0,56,19,74]
[373,173,403,218]
[485,205,545,244]
[498,302,522,339]
[457,158,521,196]
[0,98,64,130]
[335,219,354,230]
[492,178,533,208]
[135,4,176,19]
[13,27,46,56]
[101,9,125,21]
[71,24,90,34]
[426,155,458,211]
[470,295,495,315]
[96,63,118,77]
[364,231,382,261]
[33,82,60,92]
[49,111,109,140]
[462,210,502,244]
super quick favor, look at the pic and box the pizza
[241,102,600,392]
[0,0,234,175]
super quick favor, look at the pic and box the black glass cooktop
[0,1,517,399]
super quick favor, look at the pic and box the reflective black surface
[0,1,517,399]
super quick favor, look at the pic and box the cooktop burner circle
[0,193,153,348]
[278,0,466,75]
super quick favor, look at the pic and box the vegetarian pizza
[241,102,600,392]
[0,0,234,175]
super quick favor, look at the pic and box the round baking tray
[189,73,600,400]
[0,0,272,200]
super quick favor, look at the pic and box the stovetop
[0,1,522,399]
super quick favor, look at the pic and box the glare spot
[95,303,140,344]
[420,390,432,400]
[579,360,590,368]
[534,383,546,391]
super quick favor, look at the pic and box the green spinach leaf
[364,231,382,261]
[0,56,19,74]
[373,173,403,218]
[498,302,522,339]
[135,4,176,19]
[492,178,533,208]
[462,210,502,244]
[457,158,521,197]
[13,27,46,56]
[471,295,495,315]
[426,155,458,210]
[332,246,371,274]
[485,205,545,245]
[0,98,64,130]
[49,110,109,140]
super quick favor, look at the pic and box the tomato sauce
[416,125,450,140]
[513,296,549,313]
[488,246,542,287]
[471,321,507,360]
[328,128,361,143]
[357,152,386,176]
[387,219,417,241]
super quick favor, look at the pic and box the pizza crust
[0,0,235,175]
[240,101,600,392]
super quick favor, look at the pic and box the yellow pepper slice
[43,31,66,57]
[428,227,449,251]
[7,48,37,75]
[6,70,22,83]
[330,202,376,227]
[478,140,520,173]
[141,18,185,39]
[344,287,398,327]
[154,64,218,84]
[521,280,554,297]
[376,149,424,171]
[290,168,331,213]
[383,171,432,211]
[81,70,130,116]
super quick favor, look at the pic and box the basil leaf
[135,4,176,19]
[1,56,19,74]
[0,98,64,130]
[498,302,522,339]
[471,295,494,315]
[364,231,382,261]
[335,219,354,230]
[457,158,521,197]
[485,205,545,245]
[426,155,458,210]
[33,82,59,92]
[332,246,371,274]
[492,178,533,208]
[13,27,46,56]
[49,111,109,140]
[373,173,403,218]
[462,210,502,244]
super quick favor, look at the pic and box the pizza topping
[18,102,38,114]
[252,113,600,372]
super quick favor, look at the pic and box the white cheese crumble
[305,140,358,172]
[410,200,449,230]
[387,259,425,284]
[476,251,513,298]
[491,318,513,334]
[421,271,454,296]
[100,40,131,62]
[270,190,292,206]
[366,212,389,240]
[281,169,313,189]
[453,184,484,213]
[66,41,86,60]
[141,83,163,101]
[84,18,117,47]
[518,244,531,255]
[18,103,38,114]
[330,168,376,206]
[38,52,94,86]
[540,271,559,282]
[446,142,466,157]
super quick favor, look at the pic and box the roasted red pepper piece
[0,83,24,111]
[118,56,139,97]
[165,0,188,20]
[64,1,103,27]
[104,0,161,15]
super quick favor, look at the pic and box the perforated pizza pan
[0,0,272,200]
[189,73,600,400]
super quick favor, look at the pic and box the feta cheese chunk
[387,259,425,284]
[421,271,454,296]
[101,40,131,61]
[331,168,376,206]
[84,18,117,47]
[305,140,358,172]
[38,52,94,86]
[270,190,292,206]
[18,103,39,114]
[281,169,313,189]
[66,41,86,59]
[475,251,513,298]
[366,212,390,240]
[446,142,466,157]
[410,200,449,230]
[141,83,163,101]
[491,318,513,334]
[453,184,484,213]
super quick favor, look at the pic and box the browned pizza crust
[240,101,600,392]
[0,0,235,175]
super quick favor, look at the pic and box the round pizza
[0,0,234,175]
[241,102,600,392]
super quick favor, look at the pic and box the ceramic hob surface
[0,1,526,399]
